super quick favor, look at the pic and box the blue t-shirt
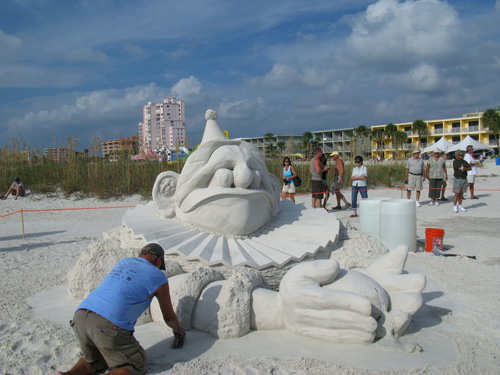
[78,257,168,331]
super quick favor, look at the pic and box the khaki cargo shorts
[71,309,146,375]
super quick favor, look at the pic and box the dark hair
[283,157,292,166]
[466,145,473,151]
[354,156,363,164]
[319,154,327,164]
[313,147,322,156]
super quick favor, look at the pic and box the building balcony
[489,140,499,146]
[468,126,479,132]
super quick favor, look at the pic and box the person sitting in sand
[57,244,184,375]
[2,177,25,200]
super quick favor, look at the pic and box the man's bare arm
[154,282,185,336]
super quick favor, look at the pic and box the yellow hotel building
[371,111,499,159]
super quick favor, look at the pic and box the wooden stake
[21,209,25,240]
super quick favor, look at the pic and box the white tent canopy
[447,135,495,153]
[422,137,454,153]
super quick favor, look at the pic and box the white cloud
[7,76,203,135]
[217,97,268,120]
[63,48,109,63]
[124,43,146,56]
[380,63,441,92]
[8,83,167,132]
[170,76,202,98]
[0,29,22,59]
[169,49,189,60]
[342,0,462,67]
[0,64,87,88]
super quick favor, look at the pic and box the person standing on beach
[2,177,25,200]
[330,152,350,210]
[426,150,448,206]
[464,145,479,199]
[320,154,330,209]
[440,152,449,201]
[310,148,329,209]
[57,244,184,375]
[452,150,471,213]
[281,157,297,203]
[404,150,426,207]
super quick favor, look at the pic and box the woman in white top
[350,156,368,217]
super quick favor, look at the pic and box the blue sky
[1,0,499,151]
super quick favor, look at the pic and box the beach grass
[2,149,405,199]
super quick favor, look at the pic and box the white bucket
[379,199,417,252]
[359,197,390,240]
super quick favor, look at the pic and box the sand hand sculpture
[153,109,280,236]
[149,245,425,348]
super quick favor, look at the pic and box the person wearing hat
[58,244,184,375]
[404,149,426,207]
[330,151,350,210]
[452,150,471,213]
[2,177,25,200]
[426,149,448,206]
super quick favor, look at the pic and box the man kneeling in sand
[58,244,184,375]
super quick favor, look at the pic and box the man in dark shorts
[57,244,184,375]
[310,148,329,208]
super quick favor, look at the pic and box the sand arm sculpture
[151,245,425,347]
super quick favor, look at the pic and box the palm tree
[302,131,313,158]
[394,130,408,160]
[384,123,398,151]
[482,109,500,148]
[276,140,286,156]
[346,131,358,159]
[264,132,275,158]
[412,119,428,149]
[355,125,370,157]
[370,129,384,157]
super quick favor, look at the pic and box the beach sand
[1,160,499,374]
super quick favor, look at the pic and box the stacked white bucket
[359,198,416,252]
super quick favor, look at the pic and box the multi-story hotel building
[312,128,371,158]
[102,136,139,161]
[44,147,71,163]
[370,112,499,159]
[138,98,186,151]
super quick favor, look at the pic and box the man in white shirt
[464,145,478,199]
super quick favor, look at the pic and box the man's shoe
[440,197,449,201]
[471,196,479,200]
[416,201,421,207]
[343,203,351,210]
[459,205,467,212]
[331,205,342,210]
[453,206,458,213]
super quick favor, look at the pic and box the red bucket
[425,228,445,252]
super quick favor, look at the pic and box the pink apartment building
[138,98,186,151]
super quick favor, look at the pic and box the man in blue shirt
[58,244,184,375]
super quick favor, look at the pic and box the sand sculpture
[69,109,426,348]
